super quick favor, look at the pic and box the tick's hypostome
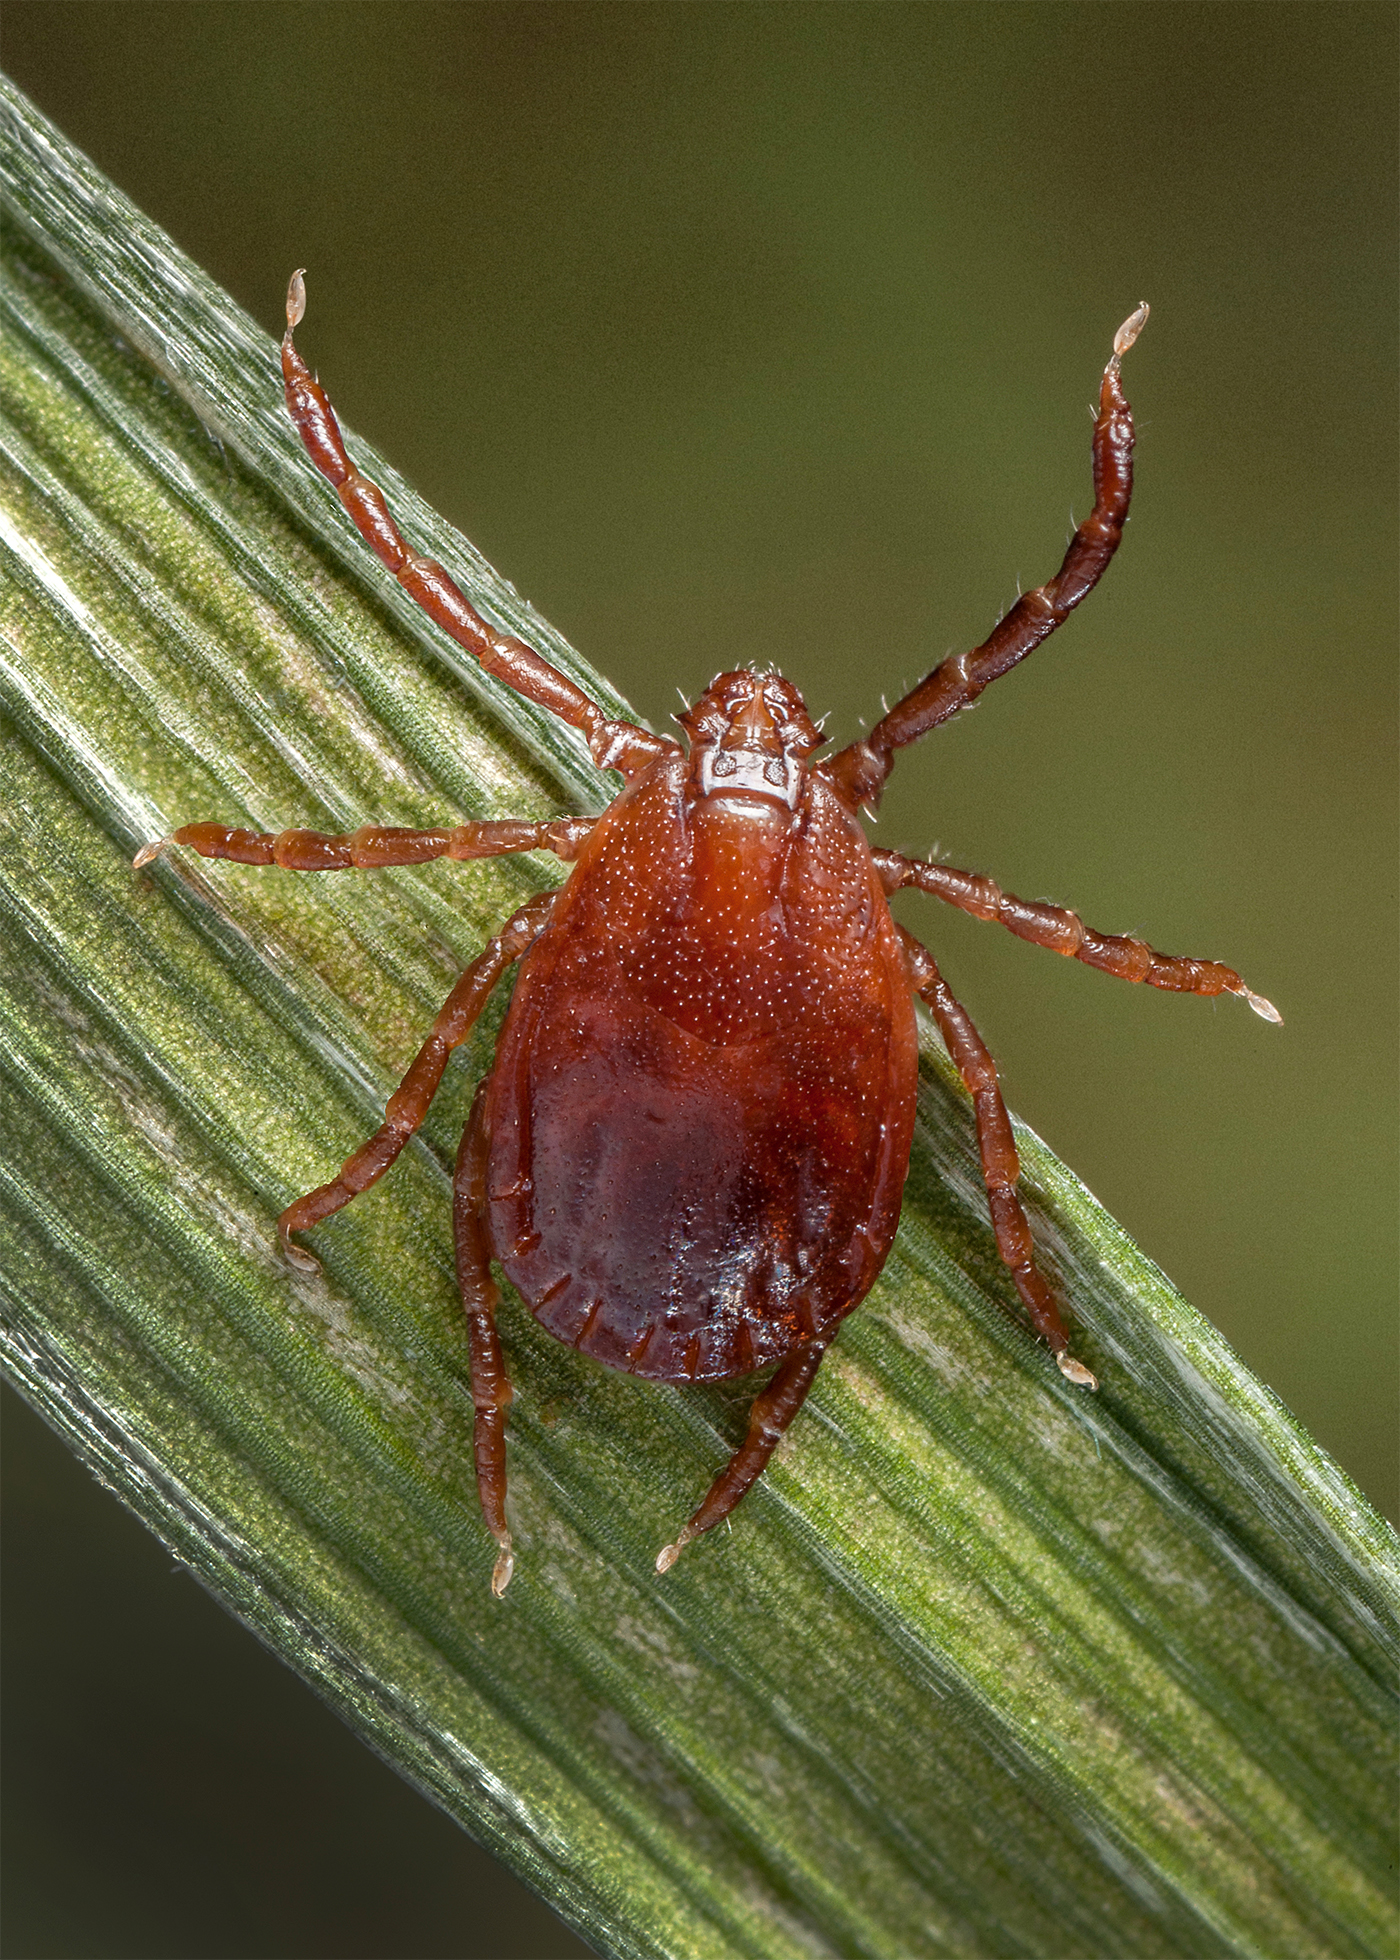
[137,280,1278,1593]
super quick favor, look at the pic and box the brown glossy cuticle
[137,281,1277,1587]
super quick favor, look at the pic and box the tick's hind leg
[279,892,554,1270]
[454,1082,515,1596]
[898,925,1097,1389]
[656,1342,828,1574]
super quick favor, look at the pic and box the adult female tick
[139,277,1279,1593]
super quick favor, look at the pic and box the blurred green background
[3,4,1394,1956]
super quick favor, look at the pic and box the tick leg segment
[454,1082,515,1596]
[278,892,555,1271]
[897,925,1097,1388]
[824,307,1148,810]
[281,271,672,781]
[137,815,594,872]
[875,850,1281,1022]
[656,1342,828,1574]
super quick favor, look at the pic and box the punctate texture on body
[487,744,918,1384]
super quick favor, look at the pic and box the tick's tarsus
[136,289,1279,1589]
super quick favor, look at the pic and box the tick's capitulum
[138,278,1279,1593]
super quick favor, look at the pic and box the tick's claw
[132,837,171,869]
[1242,987,1283,1025]
[656,1525,696,1575]
[286,268,306,334]
[280,1228,321,1275]
[491,1535,514,1597]
[1056,1350,1099,1390]
[1113,302,1149,360]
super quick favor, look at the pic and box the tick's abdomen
[484,758,918,1380]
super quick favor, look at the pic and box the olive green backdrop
[3,4,1395,1957]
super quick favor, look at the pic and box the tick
[139,277,1279,1593]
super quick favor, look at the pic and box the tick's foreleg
[136,815,594,872]
[655,1342,828,1574]
[824,307,1148,810]
[897,925,1097,1388]
[278,892,555,1272]
[280,271,672,781]
[876,851,1281,1022]
[454,1081,515,1597]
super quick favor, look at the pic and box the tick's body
[141,280,1278,1592]
[487,744,917,1383]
